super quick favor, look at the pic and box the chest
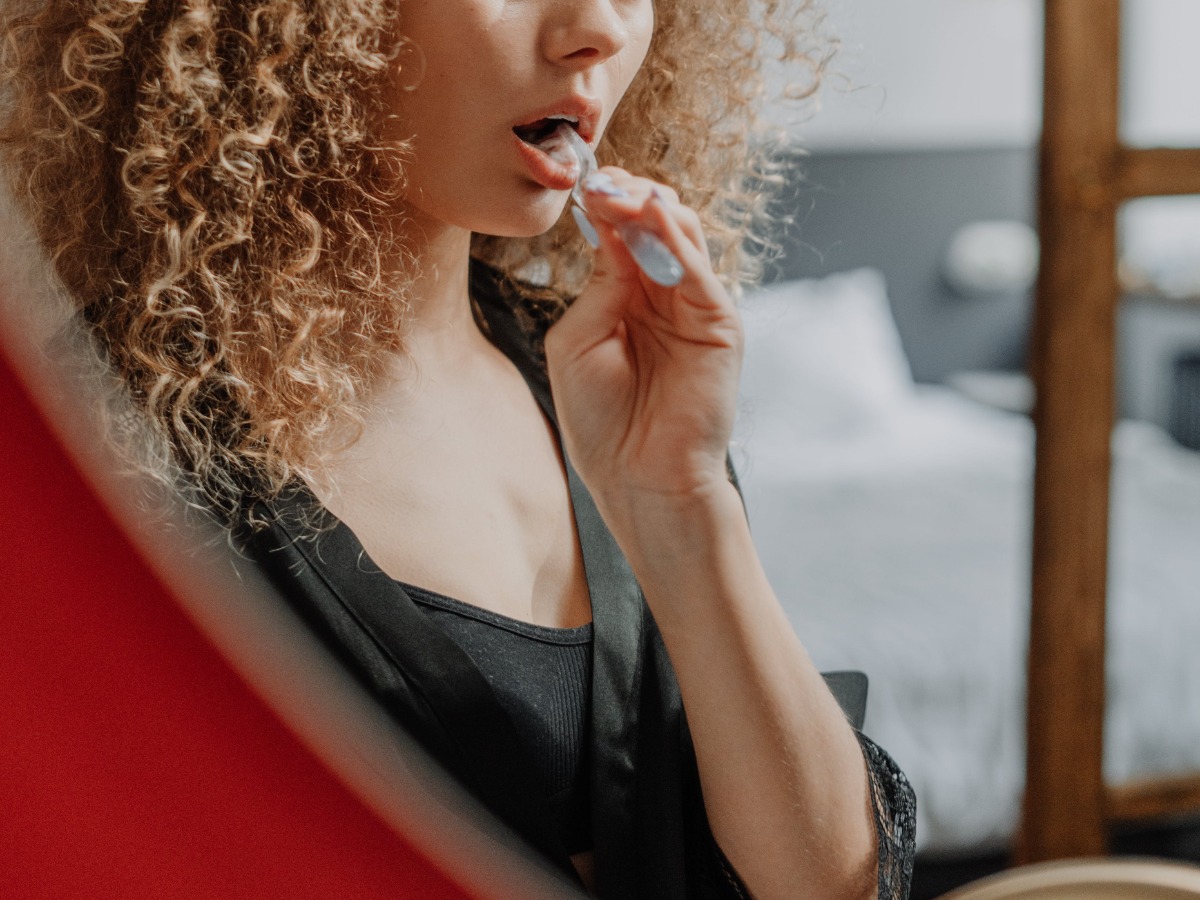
[314,359,590,628]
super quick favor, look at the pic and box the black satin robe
[235,261,915,899]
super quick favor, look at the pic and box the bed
[734,268,1200,858]
[755,3,1200,859]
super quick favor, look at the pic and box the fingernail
[571,205,600,248]
[650,186,667,203]
[583,172,628,198]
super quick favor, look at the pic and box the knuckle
[680,207,702,230]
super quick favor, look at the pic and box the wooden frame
[1020,0,1200,863]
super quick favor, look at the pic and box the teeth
[546,114,579,125]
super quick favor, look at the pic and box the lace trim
[858,730,917,900]
[705,732,915,899]
[715,846,752,899]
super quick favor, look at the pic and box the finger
[655,199,710,263]
[546,215,638,360]
[589,166,681,206]
[632,190,729,312]
[582,174,708,260]
[574,169,731,323]
[590,200,643,286]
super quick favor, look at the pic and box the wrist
[594,472,743,547]
[594,476,753,601]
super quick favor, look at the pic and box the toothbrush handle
[617,223,685,288]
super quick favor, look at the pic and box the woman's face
[390,0,654,239]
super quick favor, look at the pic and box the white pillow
[738,268,914,440]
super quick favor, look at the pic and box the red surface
[0,341,476,899]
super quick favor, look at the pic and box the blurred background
[735,1,1200,896]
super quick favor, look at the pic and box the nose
[542,0,630,68]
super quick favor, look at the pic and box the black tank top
[400,582,593,855]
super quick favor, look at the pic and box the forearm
[597,479,878,900]
[543,165,880,896]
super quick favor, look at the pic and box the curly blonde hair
[0,0,828,518]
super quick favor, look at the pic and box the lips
[511,96,601,190]
[512,96,601,145]
[513,131,579,191]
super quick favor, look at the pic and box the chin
[474,200,569,240]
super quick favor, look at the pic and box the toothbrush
[558,125,685,288]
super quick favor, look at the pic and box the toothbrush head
[557,122,684,287]
[560,124,597,207]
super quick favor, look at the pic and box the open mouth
[513,115,582,149]
[512,110,594,189]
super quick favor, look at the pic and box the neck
[400,218,488,362]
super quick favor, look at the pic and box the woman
[0,0,915,897]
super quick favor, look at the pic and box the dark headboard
[764,146,1037,384]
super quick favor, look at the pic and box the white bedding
[735,270,1200,857]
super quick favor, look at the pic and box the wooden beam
[1114,147,1200,199]
[1019,0,1121,864]
[1107,774,1200,825]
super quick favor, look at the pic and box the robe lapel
[266,487,577,879]
[475,274,646,898]
[563,457,646,899]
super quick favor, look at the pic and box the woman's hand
[547,171,881,900]
[544,168,742,512]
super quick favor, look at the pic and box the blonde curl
[0,0,830,520]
